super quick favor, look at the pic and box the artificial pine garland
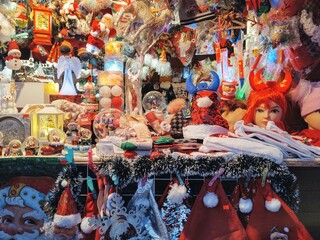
[44,165,84,218]
[97,154,299,212]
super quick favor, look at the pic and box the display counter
[0,154,319,239]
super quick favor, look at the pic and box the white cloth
[200,136,284,164]
[233,121,320,160]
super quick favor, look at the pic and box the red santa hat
[179,178,248,239]
[53,184,82,228]
[80,192,98,235]
[7,39,21,56]
[246,179,313,240]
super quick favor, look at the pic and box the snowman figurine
[5,39,23,70]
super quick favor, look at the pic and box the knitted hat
[53,185,81,228]
[290,79,320,117]
[179,178,248,239]
[246,179,313,240]
[7,39,21,56]
[80,192,98,236]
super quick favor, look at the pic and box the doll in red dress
[290,79,320,146]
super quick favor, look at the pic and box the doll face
[253,101,283,128]
[304,110,320,130]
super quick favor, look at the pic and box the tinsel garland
[44,165,84,219]
[97,154,299,212]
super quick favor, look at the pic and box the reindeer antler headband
[249,68,292,93]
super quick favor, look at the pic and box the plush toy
[86,13,115,55]
[183,70,229,139]
[290,79,320,146]
[221,100,246,132]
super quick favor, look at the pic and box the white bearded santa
[0,177,55,240]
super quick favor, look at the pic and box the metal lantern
[30,104,64,141]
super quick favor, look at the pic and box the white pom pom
[239,198,253,213]
[203,192,218,208]
[80,217,94,234]
[265,198,281,212]
[167,183,188,205]
[283,227,289,233]
[134,197,150,209]
[196,96,213,108]
[61,180,68,188]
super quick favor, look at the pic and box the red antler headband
[249,68,292,93]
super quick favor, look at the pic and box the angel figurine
[57,41,82,95]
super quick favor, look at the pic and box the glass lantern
[30,104,64,141]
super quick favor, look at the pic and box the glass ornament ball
[93,108,128,139]
[100,86,111,97]
[142,91,166,112]
[100,97,112,109]
[111,96,123,108]
[111,85,123,97]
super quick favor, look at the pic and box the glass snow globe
[142,91,166,120]
[93,108,129,156]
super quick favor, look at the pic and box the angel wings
[57,55,82,79]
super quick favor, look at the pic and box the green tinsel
[97,154,299,212]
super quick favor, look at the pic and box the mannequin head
[243,87,287,128]
[243,68,292,128]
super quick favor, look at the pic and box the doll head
[243,69,292,128]
[290,79,320,130]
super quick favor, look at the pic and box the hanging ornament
[87,193,150,239]
[156,50,172,77]
[160,179,191,240]
[171,27,196,66]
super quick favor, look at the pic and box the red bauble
[111,96,123,108]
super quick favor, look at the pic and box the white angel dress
[57,55,82,95]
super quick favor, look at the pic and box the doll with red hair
[242,69,292,130]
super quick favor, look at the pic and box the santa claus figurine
[5,39,23,70]
[86,13,115,55]
[183,70,229,139]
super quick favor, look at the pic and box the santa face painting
[0,205,46,240]
[0,182,51,240]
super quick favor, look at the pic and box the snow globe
[93,108,129,156]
